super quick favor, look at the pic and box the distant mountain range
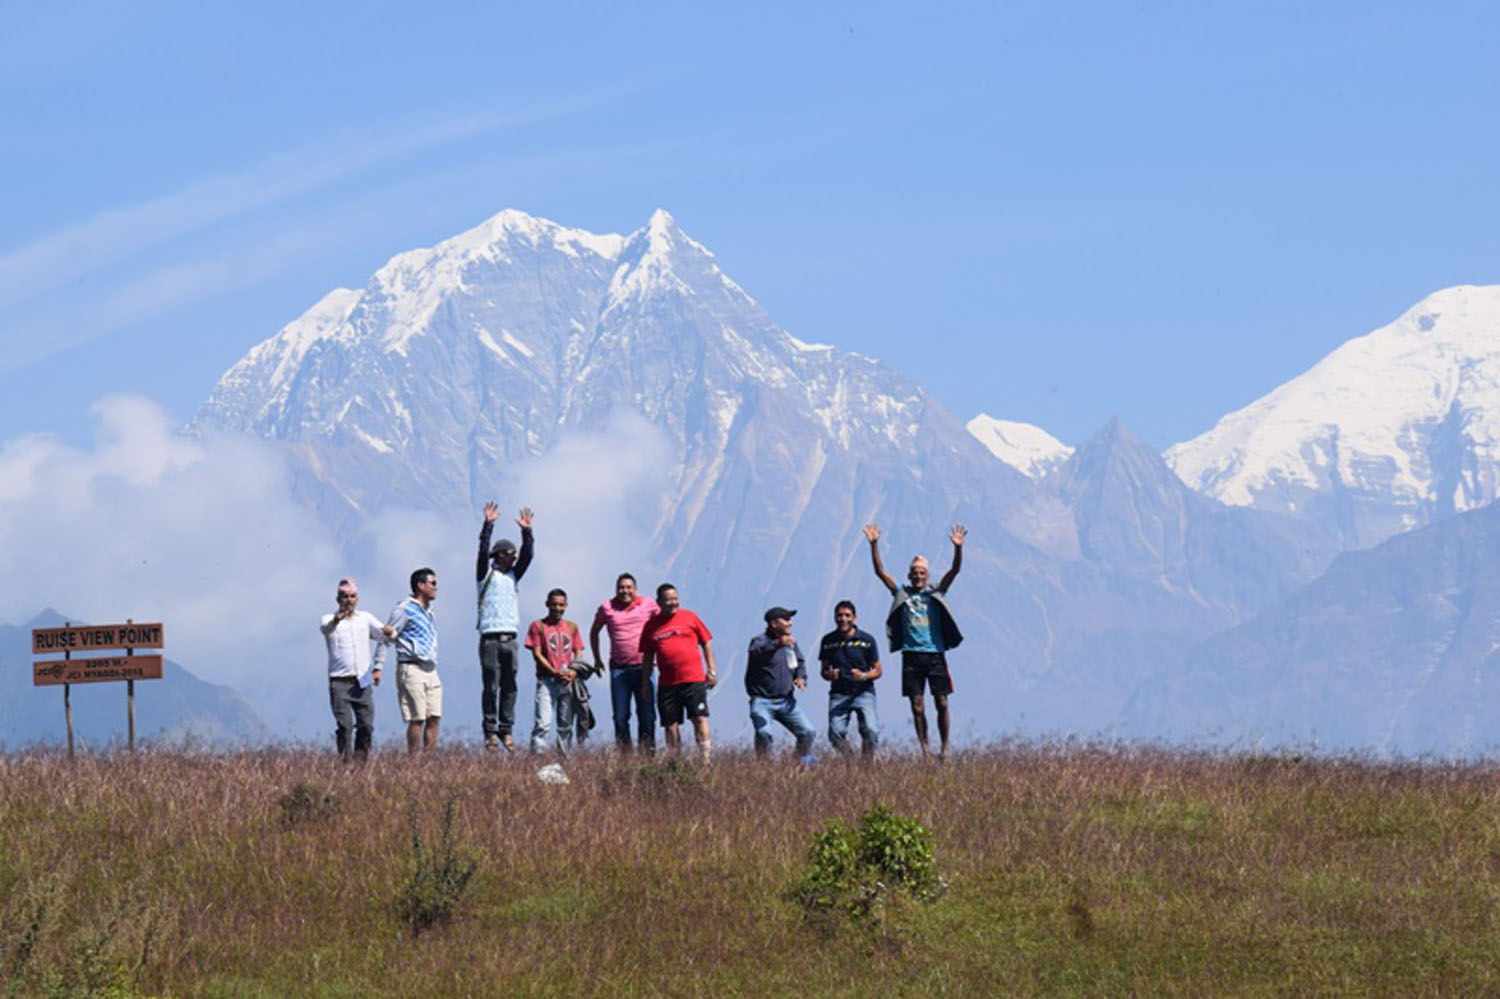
[0,610,267,747]
[178,209,1500,755]
[191,209,1343,744]
[1124,500,1500,755]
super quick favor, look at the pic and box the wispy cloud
[0,94,626,313]
[0,225,342,375]
[0,123,728,375]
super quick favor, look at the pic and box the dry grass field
[4,744,1500,996]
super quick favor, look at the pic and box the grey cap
[491,538,518,555]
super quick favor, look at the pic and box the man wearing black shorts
[639,583,717,763]
[863,522,965,761]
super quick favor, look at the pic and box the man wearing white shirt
[319,577,393,761]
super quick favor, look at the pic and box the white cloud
[507,411,674,612]
[347,410,674,642]
[0,398,674,742]
[0,397,343,700]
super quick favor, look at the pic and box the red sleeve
[693,612,713,643]
[593,602,609,626]
[639,617,658,654]
[569,622,583,654]
[524,620,543,650]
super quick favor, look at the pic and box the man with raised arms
[381,567,443,754]
[862,522,966,761]
[590,572,659,754]
[639,583,716,763]
[319,577,394,761]
[477,502,534,752]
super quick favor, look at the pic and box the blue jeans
[828,690,879,756]
[609,665,656,749]
[530,674,575,754]
[748,694,816,757]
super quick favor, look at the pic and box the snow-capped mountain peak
[966,413,1073,478]
[1166,284,1500,548]
[604,208,742,311]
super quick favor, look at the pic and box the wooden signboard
[32,622,164,653]
[33,655,164,686]
[31,619,165,755]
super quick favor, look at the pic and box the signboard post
[32,620,165,754]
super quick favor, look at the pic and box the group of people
[318,506,968,762]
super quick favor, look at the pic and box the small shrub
[278,782,337,828]
[1066,885,1095,940]
[3,876,54,995]
[794,820,860,913]
[602,758,703,800]
[855,804,945,903]
[395,796,479,935]
[16,890,155,999]
[791,804,946,924]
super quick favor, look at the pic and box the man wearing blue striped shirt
[381,567,442,754]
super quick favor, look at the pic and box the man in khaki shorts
[380,567,443,753]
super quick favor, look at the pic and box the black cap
[764,606,797,623]
[491,538,517,555]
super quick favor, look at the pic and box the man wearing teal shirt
[863,522,966,762]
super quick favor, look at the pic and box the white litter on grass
[536,763,569,785]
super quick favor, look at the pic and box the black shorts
[901,651,952,698]
[657,681,710,726]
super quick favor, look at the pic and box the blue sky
[3,0,1498,449]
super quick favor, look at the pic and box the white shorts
[396,662,442,722]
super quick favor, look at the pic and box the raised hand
[862,523,881,544]
[483,501,500,523]
[516,506,534,529]
[950,523,967,547]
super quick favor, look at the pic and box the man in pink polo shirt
[589,572,659,754]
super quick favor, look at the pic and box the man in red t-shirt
[525,588,586,755]
[639,582,716,762]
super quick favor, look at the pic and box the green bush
[395,796,479,935]
[791,804,946,922]
[855,804,944,902]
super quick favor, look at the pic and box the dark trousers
[480,632,519,736]
[329,677,374,760]
[609,665,656,747]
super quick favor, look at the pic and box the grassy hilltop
[3,746,1500,996]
